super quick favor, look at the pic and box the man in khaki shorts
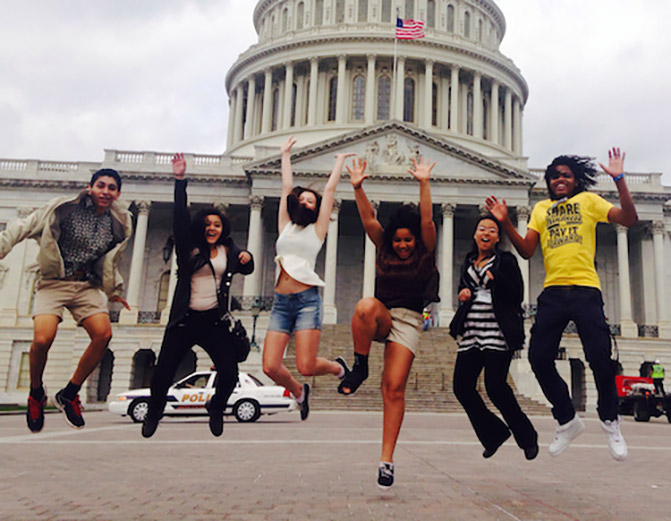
[0,168,133,432]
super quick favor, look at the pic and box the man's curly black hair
[544,155,598,200]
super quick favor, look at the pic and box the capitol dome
[225,0,527,166]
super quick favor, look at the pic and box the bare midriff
[275,266,313,294]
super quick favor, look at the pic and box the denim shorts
[267,287,323,334]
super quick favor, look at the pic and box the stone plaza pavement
[0,409,669,521]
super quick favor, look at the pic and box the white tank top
[189,245,227,310]
[274,222,325,287]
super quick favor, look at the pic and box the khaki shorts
[32,280,109,325]
[385,308,423,355]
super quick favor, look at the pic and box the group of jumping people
[0,135,636,490]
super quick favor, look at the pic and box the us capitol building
[1,0,669,411]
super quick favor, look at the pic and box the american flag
[395,17,425,39]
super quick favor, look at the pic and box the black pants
[653,379,665,396]
[530,286,618,424]
[453,348,537,452]
[148,309,238,419]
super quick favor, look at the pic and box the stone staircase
[283,324,551,415]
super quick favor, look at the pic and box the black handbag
[208,261,251,363]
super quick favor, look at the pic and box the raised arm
[171,153,192,263]
[599,147,638,227]
[0,204,49,259]
[407,156,437,253]
[347,157,384,248]
[314,152,356,240]
[277,136,297,233]
[485,196,539,259]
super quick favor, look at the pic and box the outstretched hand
[172,153,186,179]
[599,147,626,178]
[485,195,509,222]
[281,135,297,155]
[238,251,251,265]
[346,157,368,189]
[408,156,435,183]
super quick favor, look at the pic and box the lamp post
[250,297,261,351]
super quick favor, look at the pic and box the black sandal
[337,364,368,395]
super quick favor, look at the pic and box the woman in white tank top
[262,136,355,420]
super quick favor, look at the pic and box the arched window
[427,0,436,28]
[432,82,438,127]
[281,7,288,33]
[405,0,415,19]
[328,76,338,121]
[291,83,298,127]
[381,0,392,23]
[482,98,488,139]
[271,14,277,37]
[297,2,304,29]
[466,90,474,135]
[352,76,366,120]
[358,0,368,22]
[336,0,345,23]
[315,0,324,26]
[447,5,455,32]
[403,77,415,122]
[377,75,391,120]
[464,12,471,39]
[272,87,280,130]
[478,19,483,42]
[157,271,170,311]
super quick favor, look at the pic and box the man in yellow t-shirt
[486,148,638,462]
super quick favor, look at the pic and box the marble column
[365,54,376,124]
[335,54,347,124]
[243,196,264,299]
[516,206,530,307]
[226,93,236,150]
[308,58,319,126]
[244,75,257,139]
[439,203,455,324]
[449,66,459,131]
[262,68,273,134]
[615,224,637,338]
[233,84,244,144]
[422,59,434,129]
[513,96,523,155]
[490,81,499,145]
[282,62,294,129]
[159,248,178,325]
[652,221,671,338]
[362,201,379,298]
[323,201,341,324]
[504,88,512,150]
[394,56,406,120]
[120,201,151,324]
[473,72,483,139]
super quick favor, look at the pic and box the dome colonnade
[225,0,527,163]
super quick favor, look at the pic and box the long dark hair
[287,186,322,226]
[190,208,231,259]
[469,215,502,258]
[544,155,597,200]
[382,204,423,257]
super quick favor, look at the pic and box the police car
[108,371,296,423]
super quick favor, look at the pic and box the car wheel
[128,398,150,423]
[234,399,261,423]
[633,400,650,422]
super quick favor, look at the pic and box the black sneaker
[26,394,47,433]
[205,400,224,437]
[142,414,160,438]
[335,356,350,380]
[298,383,310,421]
[377,462,394,489]
[52,390,85,429]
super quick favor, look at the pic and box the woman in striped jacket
[449,215,538,461]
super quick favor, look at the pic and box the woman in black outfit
[142,153,254,438]
[449,215,538,460]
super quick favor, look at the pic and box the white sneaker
[548,415,586,456]
[601,417,628,462]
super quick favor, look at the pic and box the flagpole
[392,8,399,121]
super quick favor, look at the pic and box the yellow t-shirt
[528,191,613,289]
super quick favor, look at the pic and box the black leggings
[453,348,537,452]
[148,309,238,418]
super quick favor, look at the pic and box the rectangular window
[17,352,30,389]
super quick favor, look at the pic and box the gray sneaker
[548,415,585,456]
[601,417,627,461]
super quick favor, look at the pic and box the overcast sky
[0,0,669,181]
